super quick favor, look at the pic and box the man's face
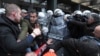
[30,13,38,23]
[21,12,27,17]
[15,8,22,23]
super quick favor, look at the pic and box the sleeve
[18,19,29,40]
[51,38,79,52]
[68,19,87,26]
[0,26,34,52]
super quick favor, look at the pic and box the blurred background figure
[38,12,49,37]
[38,12,46,26]
[21,9,28,18]
[47,10,53,16]
[54,8,65,16]
[66,10,87,38]
[47,8,70,56]
[83,10,91,16]
[0,8,5,14]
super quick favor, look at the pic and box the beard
[15,18,22,24]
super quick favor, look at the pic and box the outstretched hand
[47,39,53,45]
[33,24,41,36]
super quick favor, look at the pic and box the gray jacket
[48,16,70,40]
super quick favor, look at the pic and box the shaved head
[4,4,22,23]
[5,4,20,15]
[93,25,100,38]
[94,26,100,31]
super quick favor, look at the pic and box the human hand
[47,39,53,45]
[49,49,55,52]
[34,24,41,36]
[33,28,41,36]
[25,52,37,56]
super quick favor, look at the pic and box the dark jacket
[67,15,100,38]
[67,20,86,38]
[0,15,32,56]
[51,36,100,56]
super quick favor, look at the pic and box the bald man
[0,4,41,56]
[49,25,100,56]
[93,26,100,38]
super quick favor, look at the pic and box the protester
[0,4,41,56]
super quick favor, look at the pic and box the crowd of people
[0,3,100,56]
